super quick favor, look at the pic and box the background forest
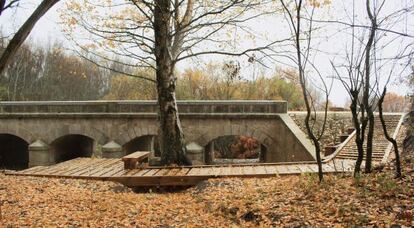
[0,38,408,112]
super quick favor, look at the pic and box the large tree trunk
[0,0,59,74]
[154,0,191,166]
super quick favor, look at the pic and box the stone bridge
[0,100,315,169]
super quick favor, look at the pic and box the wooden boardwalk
[6,158,355,187]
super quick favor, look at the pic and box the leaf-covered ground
[1,154,413,227]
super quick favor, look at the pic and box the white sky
[0,0,412,107]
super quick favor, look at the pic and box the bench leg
[124,160,136,169]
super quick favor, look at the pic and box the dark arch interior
[204,135,267,165]
[123,135,160,156]
[51,134,93,163]
[0,134,29,170]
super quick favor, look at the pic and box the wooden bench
[122,151,150,169]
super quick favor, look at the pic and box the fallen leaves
[0,156,413,227]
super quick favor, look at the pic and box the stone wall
[0,100,316,167]
[404,97,414,155]
[289,112,354,149]
[0,100,288,114]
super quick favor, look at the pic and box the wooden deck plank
[252,166,267,175]
[205,167,219,176]
[36,158,92,176]
[154,168,172,176]
[91,160,123,177]
[78,159,120,177]
[132,169,152,177]
[322,163,334,172]
[220,166,233,176]
[32,158,81,175]
[61,159,105,176]
[101,164,128,177]
[85,159,123,177]
[51,158,99,175]
[275,165,289,174]
[18,166,48,174]
[175,168,191,176]
[187,167,205,176]
[122,168,146,177]
[143,169,160,176]
[229,166,243,176]
[242,166,255,175]
[7,156,360,187]
[296,165,309,173]
[61,159,110,176]
[69,159,111,177]
[163,168,181,176]
[264,165,278,175]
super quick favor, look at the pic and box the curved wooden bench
[122,151,150,169]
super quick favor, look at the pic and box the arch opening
[204,135,267,165]
[51,134,94,163]
[0,134,29,170]
[123,135,160,157]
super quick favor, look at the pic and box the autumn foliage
[229,136,261,159]
[213,136,261,160]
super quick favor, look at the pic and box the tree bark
[378,88,401,178]
[291,0,323,182]
[363,0,377,173]
[350,90,364,176]
[0,0,59,74]
[154,0,191,166]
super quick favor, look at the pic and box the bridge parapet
[0,100,287,114]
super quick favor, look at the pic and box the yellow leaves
[2,157,414,227]
[67,17,78,26]
[107,40,116,49]
[309,0,332,8]
[66,2,82,12]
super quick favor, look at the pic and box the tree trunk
[0,0,59,74]
[292,0,323,182]
[365,110,374,173]
[154,0,191,166]
[350,90,364,176]
[363,0,377,173]
[378,88,401,178]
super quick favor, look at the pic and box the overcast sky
[1,0,412,106]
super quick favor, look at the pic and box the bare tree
[378,88,401,177]
[362,0,377,173]
[0,0,60,74]
[64,0,279,165]
[0,0,19,15]
[330,0,414,176]
[279,0,331,182]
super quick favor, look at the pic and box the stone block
[28,139,52,167]
[102,141,124,158]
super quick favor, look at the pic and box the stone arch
[0,126,34,144]
[115,124,158,146]
[50,134,94,163]
[0,134,29,170]
[203,134,268,164]
[199,125,274,149]
[51,126,106,145]
[122,135,160,157]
